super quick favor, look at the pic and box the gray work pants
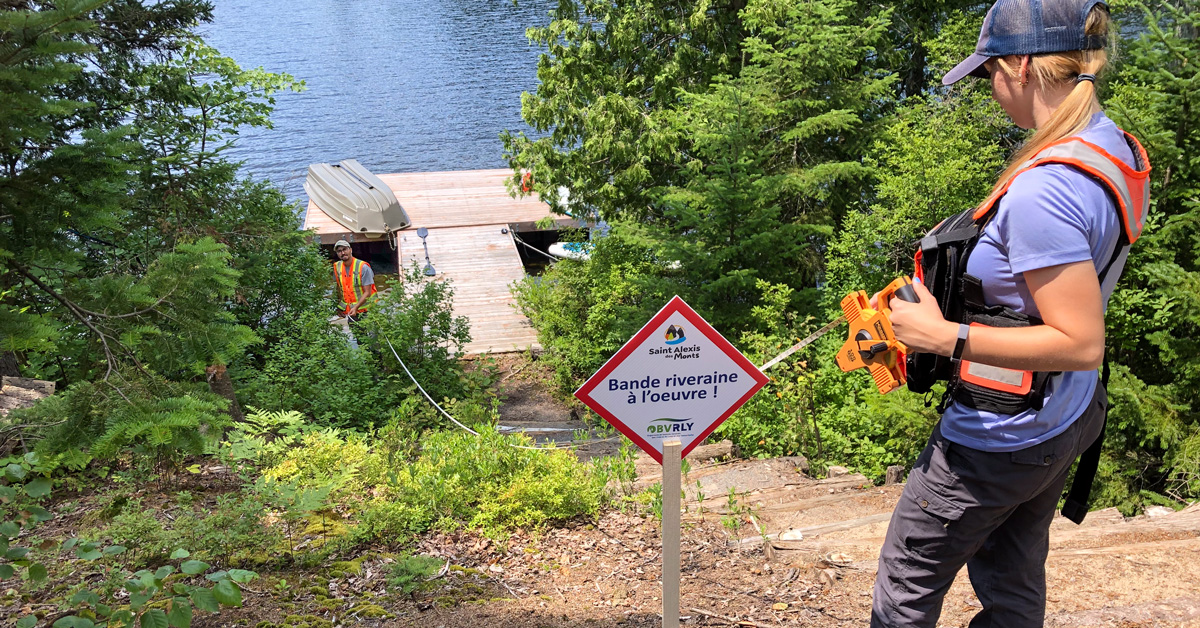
[871,385,1106,628]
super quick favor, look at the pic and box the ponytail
[983,6,1113,203]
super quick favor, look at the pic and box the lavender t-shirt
[940,112,1133,452]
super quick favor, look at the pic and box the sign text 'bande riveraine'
[575,296,769,464]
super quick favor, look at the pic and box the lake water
[201,0,555,202]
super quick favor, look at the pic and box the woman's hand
[885,280,958,356]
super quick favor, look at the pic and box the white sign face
[575,296,769,464]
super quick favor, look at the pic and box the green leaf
[96,604,112,618]
[6,546,29,559]
[28,506,53,522]
[110,610,135,628]
[212,580,241,607]
[24,477,52,498]
[203,570,227,582]
[104,545,127,556]
[226,569,257,583]
[140,608,169,628]
[0,563,15,578]
[155,565,176,580]
[124,578,145,592]
[5,463,27,481]
[180,560,209,576]
[167,598,192,628]
[28,562,48,582]
[76,547,103,561]
[17,615,37,628]
[53,617,95,628]
[70,590,100,606]
[169,549,190,559]
[0,521,19,537]
[190,588,219,613]
[129,590,154,610]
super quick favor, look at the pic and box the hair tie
[1077,73,1097,83]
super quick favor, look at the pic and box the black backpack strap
[1062,358,1109,524]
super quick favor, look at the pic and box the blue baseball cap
[943,0,1109,85]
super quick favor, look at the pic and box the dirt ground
[7,354,1200,628]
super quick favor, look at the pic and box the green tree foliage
[627,0,894,328]
[515,0,1200,511]
[1096,0,1200,509]
[1,1,321,455]
[512,233,669,393]
[501,0,750,219]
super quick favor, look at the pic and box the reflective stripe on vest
[335,258,377,313]
[973,131,1151,245]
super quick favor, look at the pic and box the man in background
[333,239,377,341]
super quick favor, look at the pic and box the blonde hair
[984,6,1113,201]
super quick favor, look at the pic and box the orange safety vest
[908,128,1151,413]
[972,131,1151,244]
[334,258,377,314]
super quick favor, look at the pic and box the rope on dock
[510,231,570,262]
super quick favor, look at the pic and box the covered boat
[304,159,411,235]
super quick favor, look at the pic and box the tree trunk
[205,363,245,423]
[0,351,19,378]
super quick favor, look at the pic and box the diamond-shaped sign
[575,296,769,464]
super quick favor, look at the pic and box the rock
[780,456,810,475]
[778,528,804,541]
[0,376,55,418]
[886,465,906,485]
[1145,506,1175,518]
[826,465,850,478]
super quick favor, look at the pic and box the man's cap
[334,239,351,249]
[943,0,1109,86]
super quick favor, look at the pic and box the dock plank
[399,224,539,355]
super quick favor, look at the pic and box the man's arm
[349,264,374,315]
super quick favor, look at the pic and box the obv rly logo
[664,325,686,345]
[647,418,695,435]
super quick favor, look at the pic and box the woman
[871,0,1151,626]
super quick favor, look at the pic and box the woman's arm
[887,260,1106,372]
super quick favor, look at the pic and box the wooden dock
[303,168,560,355]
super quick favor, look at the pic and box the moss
[314,597,342,612]
[328,558,363,578]
[280,615,333,628]
[303,514,349,545]
[434,596,458,608]
[307,586,327,597]
[347,603,390,618]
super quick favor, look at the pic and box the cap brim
[942,53,991,86]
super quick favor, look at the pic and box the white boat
[548,241,593,260]
[304,159,411,235]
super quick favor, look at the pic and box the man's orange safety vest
[334,258,377,315]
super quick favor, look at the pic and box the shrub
[105,505,182,564]
[175,491,284,565]
[262,430,370,495]
[351,426,606,543]
[21,373,230,469]
[237,311,393,429]
[471,451,605,536]
[512,232,670,395]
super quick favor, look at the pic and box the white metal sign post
[575,296,768,626]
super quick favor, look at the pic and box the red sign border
[574,295,769,464]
